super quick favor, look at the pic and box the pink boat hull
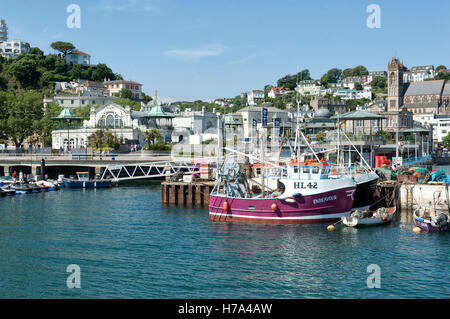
[209,186,356,224]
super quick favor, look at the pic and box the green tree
[351,65,369,76]
[68,63,83,79]
[73,104,94,120]
[442,132,450,148]
[120,88,133,100]
[7,56,40,88]
[50,41,75,57]
[316,130,327,143]
[320,68,342,85]
[277,69,312,90]
[0,91,44,147]
[92,63,116,82]
[343,66,369,78]
[354,82,363,90]
[144,129,162,147]
[115,97,141,111]
[142,92,153,104]
[436,65,447,72]
[264,84,273,99]
[370,76,387,91]
[436,72,450,81]
[38,102,63,145]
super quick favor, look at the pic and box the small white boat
[341,207,396,227]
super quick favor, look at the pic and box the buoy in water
[413,227,422,233]
[327,225,335,231]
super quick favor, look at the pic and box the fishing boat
[341,206,396,227]
[62,172,111,188]
[209,158,356,224]
[413,207,450,232]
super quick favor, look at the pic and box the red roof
[271,87,290,95]
[69,51,90,56]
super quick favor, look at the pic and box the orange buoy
[413,227,422,233]
[382,217,387,221]
[271,203,278,211]
[223,201,229,211]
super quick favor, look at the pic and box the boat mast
[337,114,340,167]
[295,70,301,174]
[260,129,265,197]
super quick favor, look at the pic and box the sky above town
[2,0,450,102]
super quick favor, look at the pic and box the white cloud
[165,44,225,60]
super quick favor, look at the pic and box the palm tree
[88,130,106,150]
[144,129,162,148]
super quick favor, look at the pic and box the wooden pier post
[169,184,177,204]
[161,181,214,207]
[178,184,185,205]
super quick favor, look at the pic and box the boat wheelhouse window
[322,167,330,175]
[302,166,309,173]
[277,180,286,193]
[312,167,320,174]
[294,168,299,173]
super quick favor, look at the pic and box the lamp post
[66,118,71,152]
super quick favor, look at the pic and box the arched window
[98,114,106,127]
[106,114,114,128]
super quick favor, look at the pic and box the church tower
[387,57,404,111]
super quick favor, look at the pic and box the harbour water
[0,184,448,298]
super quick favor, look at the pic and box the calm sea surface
[0,184,448,298]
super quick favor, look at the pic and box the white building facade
[65,51,91,66]
[404,65,435,83]
[247,90,264,105]
[51,103,149,150]
[104,80,143,100]
[0,39,29,58]
[51,94,117,109]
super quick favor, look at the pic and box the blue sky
[2,0,449,101]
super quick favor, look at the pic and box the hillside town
[0,18,450,162]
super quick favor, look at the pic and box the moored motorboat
[11,183,33,194]
[1,186,17,196]
[413,208,450,232]
[62,172,112,189]
[35,180,59,191]
[341,206,396,227]
[28,183,42,193]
